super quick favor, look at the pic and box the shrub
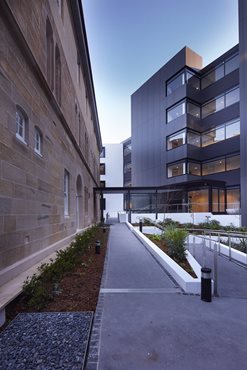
[161,226,188,262]
[198,219,221,230]
[142,218,153,226]
[22,226,97,309]
[159,218,180,228]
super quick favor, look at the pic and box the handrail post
[228,232,231,261]
[214,242,218,296]
[193,235,195,257]
[218,232,221,256]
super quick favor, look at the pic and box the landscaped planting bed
[1,225,109,331]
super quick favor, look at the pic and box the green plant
[148,234,161,242]
[22,226,98,310]
[161,226,188,262]
[142,218,153,226]
[159,218,180,228]
[198,219,221,230]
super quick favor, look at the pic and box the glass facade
[202,158,225,175]
[167,101,186,122]
[226,188,240,212]
[202,86,239,119]
[201,64,224,89]
[187,101,200,118]
[167,162,186,178]
[187,131,201,146]
[167,130,186,150]
[188,190,209,212]
[201,53,239,90]
[188,162,201,176]
[226,155,240,171]
[166,69,200,95]
[202,119,240,147]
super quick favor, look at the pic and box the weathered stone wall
[0,0,100,273]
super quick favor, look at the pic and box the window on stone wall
[64,170,69,216]
[34,127,43,156]
[16,107,28,144]
[100,163,106,175]
[46,18,54,90]
[84,186,89,213]
[55,45,61,105]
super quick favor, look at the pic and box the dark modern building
[131,40,244,220]
[123,138,132,187]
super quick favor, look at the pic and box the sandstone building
[0,0,101,287]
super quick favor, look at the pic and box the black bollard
[139,218,143,233]
[201,267,212,302]
[95,240,101,254]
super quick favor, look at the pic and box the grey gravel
[0,312,93,370]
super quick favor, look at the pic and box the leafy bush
[198,219,221,230]
[148,234,161,242]
[23,226,97,309]
[159,218,180,228]
[161,226,188,262]
[142,218,153,226]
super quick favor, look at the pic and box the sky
[82,0,238,144]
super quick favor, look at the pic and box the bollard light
[139,218,143,233]
[95,240,101,254]
[201,267,212,302]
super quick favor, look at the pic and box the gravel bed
[0,312,93,370]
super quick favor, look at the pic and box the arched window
[34,127,43,156]
[16,107,28,144]
[46,18,54,90]
[55,44,61,105]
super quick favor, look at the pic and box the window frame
[34,127,43,156]
[16,108,28,144]
[64,170,69,216]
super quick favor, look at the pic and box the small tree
[161,226,188,262]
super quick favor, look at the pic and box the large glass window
[167,101,185,123]
[188,162,201,176]
[226,155,240,171]
[187,102,200,118]
[201,125,225,147]
[212,189,225,213]
[188,189,209,212]
[167,130,186,150]
[202,158,225,175]
[202,95,225,119]
[167,162,186,178]
[225,54,239,75]
[225,87,239,107]
[186,71,200,90]
[187,131,201,147]
[166,69,200,95]
[166,72,185,95]
[202,87,239,119]
[201,64,224,89]
[226,119,240,139]
[227,188,240,212]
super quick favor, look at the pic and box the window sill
[34,149,43,158]
[16,134,27,145]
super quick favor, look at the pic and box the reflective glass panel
[167,162,186,178]
[186,71,200,90]
[219,190,225,212]
[226,155,240,171]
[167,130,186,150]
[187,131,201,147]
[201,64,224,89]
[167,102,186,123]
[187,102,200,118]
[225,87,239,107]
[226,119,240,139]
[202,95,225,119]
[188,189,209,212]
[225,54,239,75]
[202,158,225,175]
[227,188,240,212]
[212,189,219,212]
[167,72,185,95]
[188,162,201,176]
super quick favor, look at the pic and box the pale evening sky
[82,0,238,144]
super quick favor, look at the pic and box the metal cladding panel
[239,0,247,225]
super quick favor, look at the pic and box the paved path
[188,241,247,298]
[87,223,247,370]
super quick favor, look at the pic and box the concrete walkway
[87,223,247,370]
